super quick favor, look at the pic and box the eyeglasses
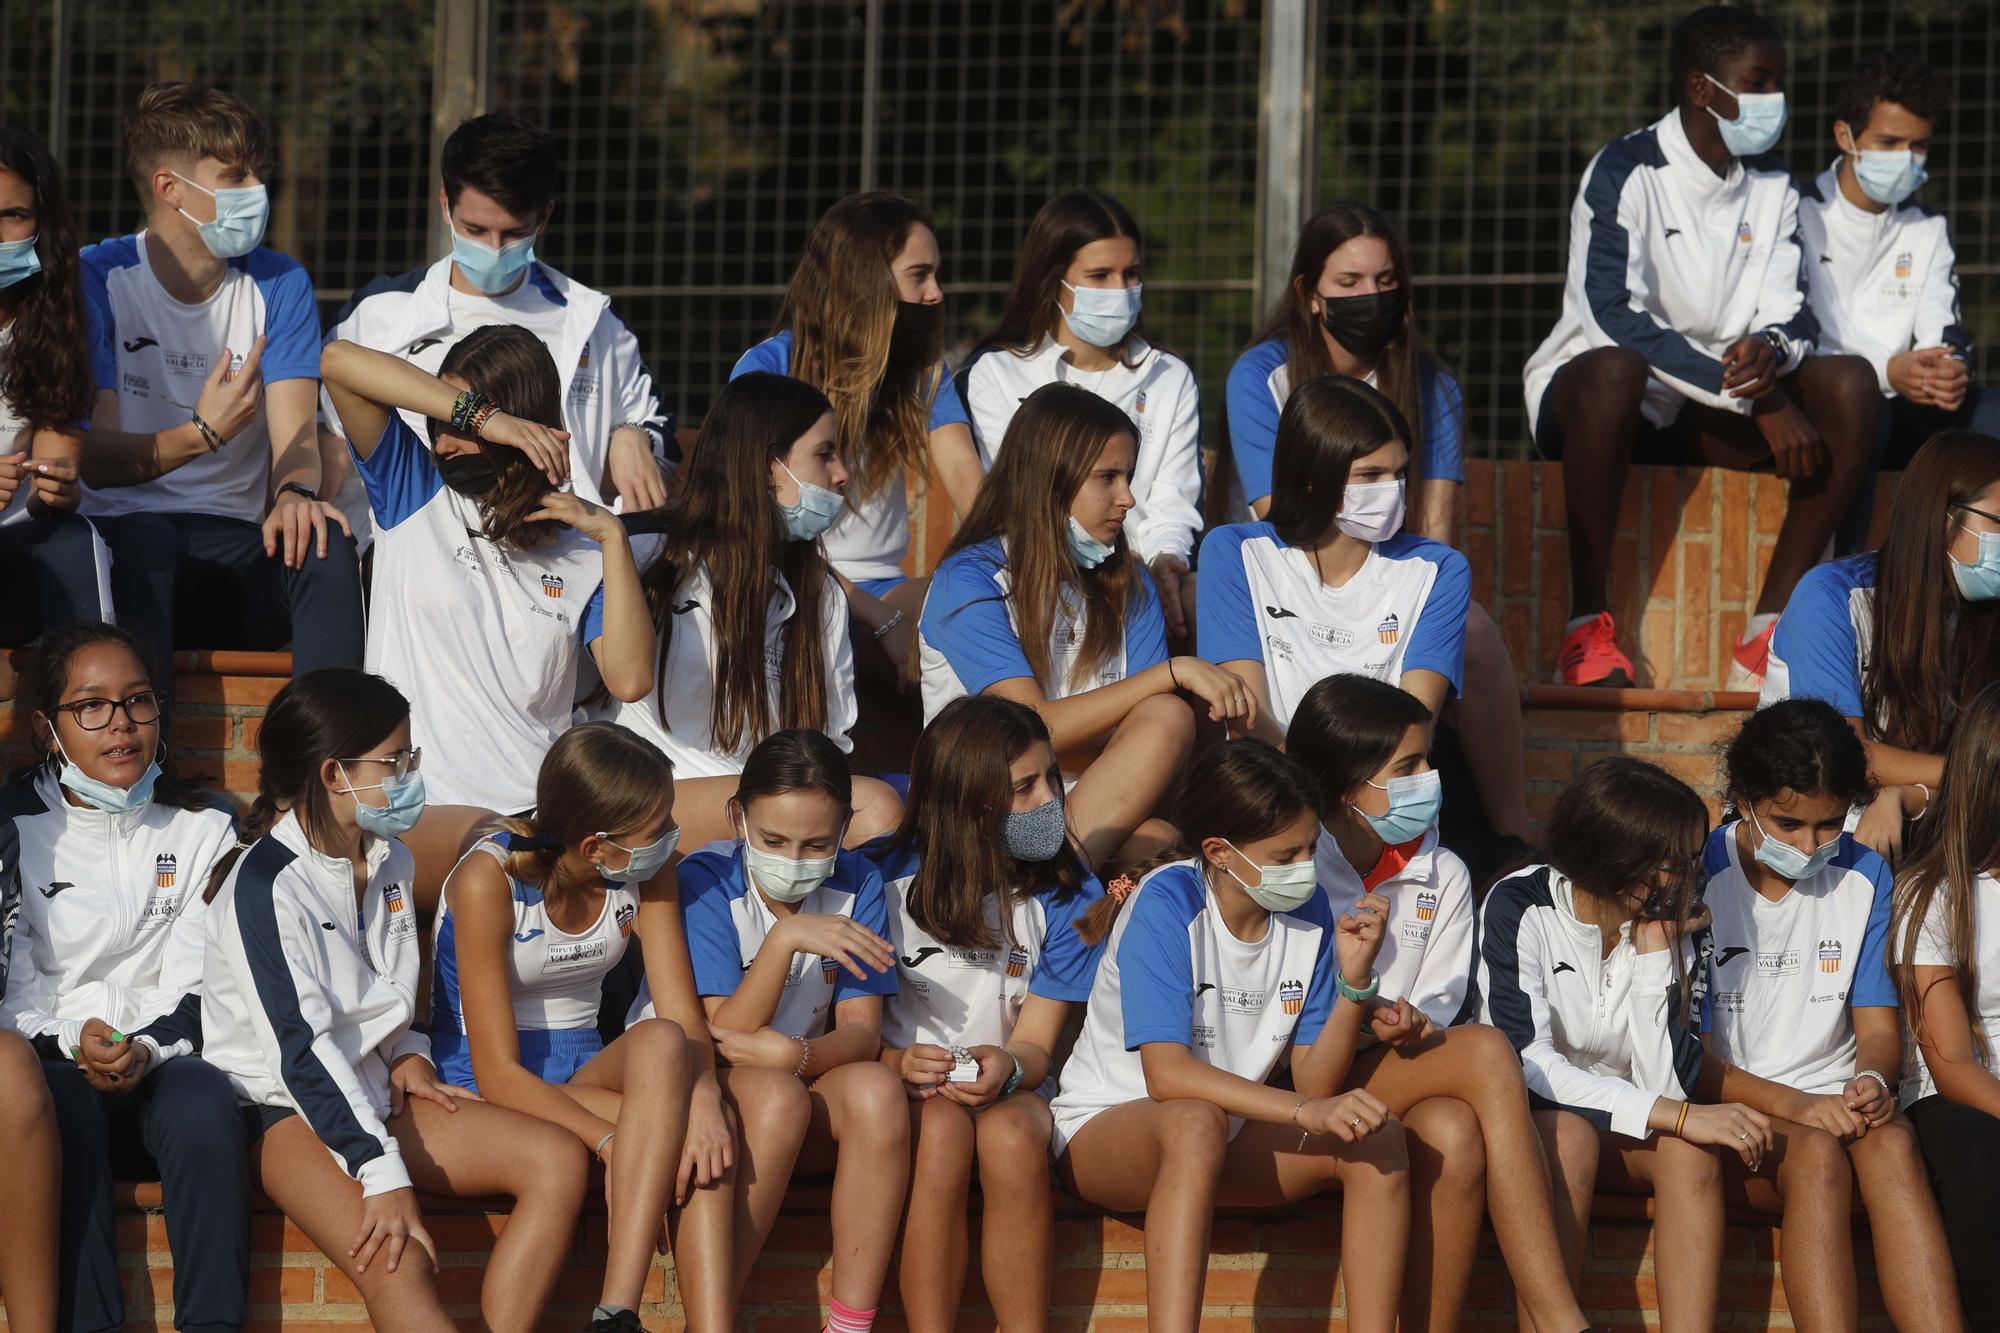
[336,747,423,782]
[1951,501,2000,529]
[47,690,164,731]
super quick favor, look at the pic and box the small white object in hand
[947,1044,979,1084]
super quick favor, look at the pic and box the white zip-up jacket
[1523,108,1816,439]
[322,256,671,517]
[1315,826,1477,1032]
[1477,865,1706,1140]
[963,337,1203,563]
[0,769,234,1066]
[202,812,430,1196]
[1798,160,1970,396]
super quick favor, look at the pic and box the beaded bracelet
[466,400,500,440]
[190,411,225,452]
[449,389,491,434]
[792,1034,813,1079]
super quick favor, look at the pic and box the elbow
[318,339,354,385]
[604,664,653,704]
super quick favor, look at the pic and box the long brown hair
[484,722,674,909]
[977,189,1145,367]
[1892,680,2000,1062]
[635,372,836,754]
[1076,737,1322,945]
[204,669,411,902]
[1863,430,2000,754]
[1284,672,1433,810]
[0,126,92,429]
[776,191,943,501]
[887,696,1090,950]
[431,324,565,549]
[936,383,1142,691]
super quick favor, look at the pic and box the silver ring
[1350,1117,1361,1131]
[1739,1131,1749,1141]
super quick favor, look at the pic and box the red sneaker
[1556,612,1635,687]
[1726,619,1777,691]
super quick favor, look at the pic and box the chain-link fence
[3,0,1991,456]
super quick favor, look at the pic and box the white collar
[1653,108,1745,200]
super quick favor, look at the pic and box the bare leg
[698,1066,810,1304]
[1396,1097,1486,1333]
[1524,1110,1601,1333]
[394,1095,590,1333]
[1454,601,1531,838]
[1212,1117,1409,1333]
[975,1094,1056,1332]
[1548,346,1651,621]
[1057,1098,1233,1332]
[250,1115,455,1332]
[1355,1027,1585,1333]
[0,1033,58,1333]
[1066,692,1194,869]
[561,1018,693,1309]
[795,1062,910,1311]
[1756,356,1879,614]
[1719,1115,1856,1332]
[1846,1116,1963,1333]
[1597,1126,1726,1333]
[898,1094,977,1333]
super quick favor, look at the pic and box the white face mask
[738,815,842,904]
[1334,478,1406,544]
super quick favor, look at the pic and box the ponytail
[204,792,283,903]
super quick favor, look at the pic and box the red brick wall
[9,1186,1882,1331]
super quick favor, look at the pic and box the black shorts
[241,1103,298,1141]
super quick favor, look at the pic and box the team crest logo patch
[1414,890,1438,922]
[1894,252,1913,280]
[541,574,565,599]
[1737,221,1754,245]
[154,854,178,889]
[1133,389,1147,415]
[1818,938,1842,973]
[1279,980,1305,1016]
[1006,946,1030,978]
[577,346,591,369]
[384,884,406,914]
[616,903,636,939]
[1377,614,1400,645]
[821,955,841,982]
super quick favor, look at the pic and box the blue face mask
[1002,795,1068,863]
[1850,148,1928,206]
[1221,840,1320,913]
[1066,516,1116,569]
[340,765,427,839]
[1747,806,1840,883]
[776,460,845,541]
[0,235,41,289]
[172,173,269,259]
[1060,281,1142,347]
[1361,768,1443,845]
[451,227,537,294]
[600,824,681,884]
[1704,75,1787,157]
[52,734,159,813]
[1953,528,2000,601]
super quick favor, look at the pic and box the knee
[845,1063,913,1144]
[1655,1133,1725,1193]
[524,1123,592,1203]
[1782,1123,1852,1201]
[1413,1100,1485,1194]
[1157,1098,1230,1169]
[1454,1023,1526,1083]
[1129,690,1195,754]
[152,1063,249,1155]
[1464,600,1506,662]
[743,1069,813,1144]
[1573,347,1652,405]
[913,1096,977,1175]
[297,526,361,582]
[624,1018,691,1080]
[975,1099,1053,1169]
[0,1036,53,1131]
[1544,1111,1603,1183]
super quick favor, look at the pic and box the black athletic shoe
[584,1310,643,1333]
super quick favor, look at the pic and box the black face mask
[435,448,501,498]
[1318,286,1409,360]
[888,298,943,369]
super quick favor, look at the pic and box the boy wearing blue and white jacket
[1696,700,1962,1330]
[1522,7,1877,692]
[323,113,674,535]
[80,82,363,680]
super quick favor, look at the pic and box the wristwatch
[1336,970,1381,1005]
[277,482,319,503]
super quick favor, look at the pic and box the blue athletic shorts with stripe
[429,1028,604,1094]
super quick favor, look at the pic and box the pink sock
[825,1296,877,1333]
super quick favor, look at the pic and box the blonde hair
[775,191,942,501]
[479,723,675,909]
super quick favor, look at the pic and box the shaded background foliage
[2,0,1991,456]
